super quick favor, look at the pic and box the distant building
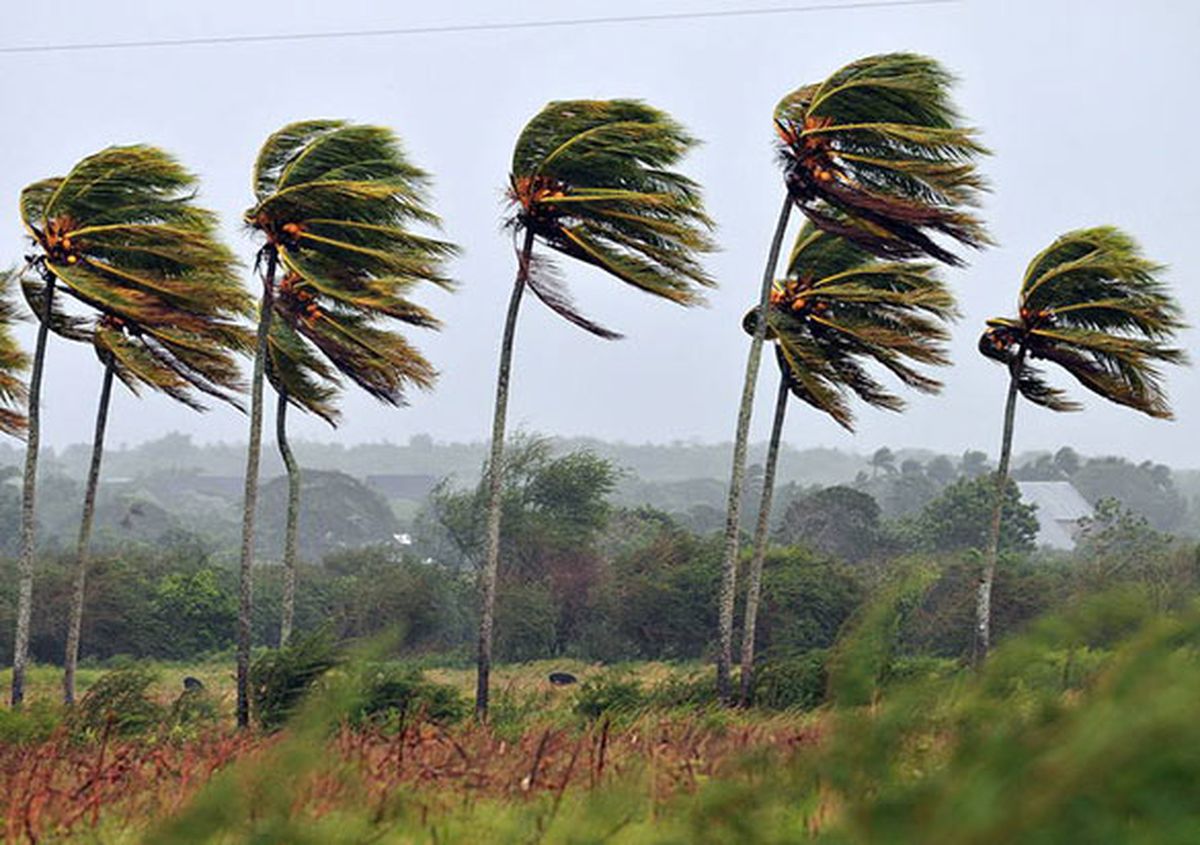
[1017,481,1093,550]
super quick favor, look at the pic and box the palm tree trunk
[276,389,300,648]
[716,193,792,705]
[62,359,115,705]
[237,249,277,729]
[738,373,789,705]
[475,228,535,719]
[975,352,1024,666]
[11,275,56,708]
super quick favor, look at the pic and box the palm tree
[242,120,455,727]
[0,274,29,440]
[11,146,244,707]
[18,271,250,704]
[975,227,1187,662]
[737,219,955,704]
[267,265,439,646]
[478,99,716,717]
[266,318,340,647]
[716,53,989,703]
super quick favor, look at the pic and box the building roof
[1016,481,1093,550]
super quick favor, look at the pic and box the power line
[0,0,958,56]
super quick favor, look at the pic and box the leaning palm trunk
[976,353,1023,666]
[62,359,115,704]
[276,389,300,647]
[738,374,789,705]
[237,252,278,728]
[716,194,792,704]
[476,229,534,719]
[12,276,56,707]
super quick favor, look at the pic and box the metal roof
[1016,481,1094,550]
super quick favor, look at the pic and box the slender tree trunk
[237,250,277,729]
[975,351,1024,666]
[276,389,300,648]
[738,374,789,706]
[11,275,56,708]
[716,193,792,704]
[62,359,115,705]
[475,228,534,719]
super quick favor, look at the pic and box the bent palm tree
[242,120,455,727]
[976,227,1186,662]
[20,275,250,704]
[479,100,715,717]
[716,53,989,703]
[0,274,29,439]
[268,268,439,646]
[12,146,244,706]
[737,220,955,703]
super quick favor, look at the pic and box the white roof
[1016,481,1093,550]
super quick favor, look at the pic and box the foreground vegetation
[2,586,1198,843]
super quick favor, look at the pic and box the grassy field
[3,592,1200,842]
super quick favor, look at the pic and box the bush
[574,674,648,719]
[70,665,165,738]
[648,671,720,709]
[250,630,339,731]
[0,701,63,744]
[352,667,467,726]
[751,650,829,711]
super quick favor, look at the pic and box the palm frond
[248,120,455,413]
[507,99,715,330]
[0,271,30,437]
[774,53,990,266]
[750,219,955,429]
[981,227,1187,418]
[20,146,251,411]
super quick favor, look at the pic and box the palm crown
[17,146,250,409]
[980,227,1187,417]
[246,120,456,408]
[20,146,246,326]
[0,274,29,437]
[506,99,716,336]
[774,53,989,266]
[746,217,956,429]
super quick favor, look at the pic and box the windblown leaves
[247,120,456,413]
[774,53,989,266]
[19,146,252,411]
[980,227,1187,418]
[0,272,30,437]
[507,99,715,335]
[746,220,956,429]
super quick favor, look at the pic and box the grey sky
[2,0,1197,465]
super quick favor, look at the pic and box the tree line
[0,52,1187,723]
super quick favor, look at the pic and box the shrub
[70,665,164,738]
[0,701,63,744]
[352,667,467,726]
[574,674,648,719]
[250,629,339,731]
[751,650,829,711]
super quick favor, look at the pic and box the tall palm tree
[19,272,250,704]
[11,146,244,707]
[976,227,1186,662]
[266,318,341,647]
[478,99,716,717]
[242,120,455,727]
[0,273,29,440]
[267,265,439,646]
[716,53,989,703]
[736,219,955,704]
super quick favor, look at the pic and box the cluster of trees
[0,52,1187,721]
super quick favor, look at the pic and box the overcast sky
[2,0,1197,466]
